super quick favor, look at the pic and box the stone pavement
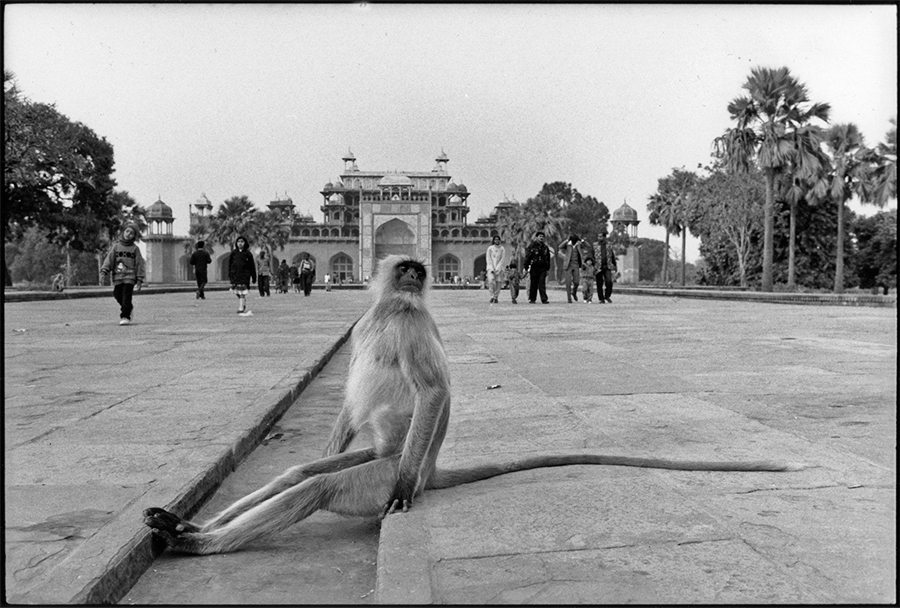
[4,285,897,604]
[4,288,370,604]
[376,292,896,604]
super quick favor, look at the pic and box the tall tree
[823,123,873,293]
[646,192,674,284]
[867,117,897,208]
[851,209,896,294]
[207,195,257,248]
[714,66,830,291]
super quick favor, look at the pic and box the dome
[379,173,413,187]
[324,182,334,190]
[446,182,459,192]
[436,150,449,162]
[147,199,173,218]
[342,148,356,162]
[457,183,467,193]
[612,202,638,222]
[332,180,345,190]
[329,193,344,204]
[449,194,462,204]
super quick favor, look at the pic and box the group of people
[99,223,618,325]
[485,231,618,305]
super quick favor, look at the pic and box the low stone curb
[616,286,896,307]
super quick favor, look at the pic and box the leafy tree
[714,66,830,291]
[851,209,896,293]
[4,71,119,286]
[823,123,873,293]
[690,169,764,287]
[632,237,668,283]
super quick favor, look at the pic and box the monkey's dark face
[396,261,426,293]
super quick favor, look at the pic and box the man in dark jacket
[524,231,551,304]
[228,235,257,316]
[594,230,618,304]
[189,241,212,299]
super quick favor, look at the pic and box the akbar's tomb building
[142,150,639,285]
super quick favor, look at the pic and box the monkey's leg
[143,448,377,538]
[150,456,400,555]
[323,406,357,456]
[198,447,378,531]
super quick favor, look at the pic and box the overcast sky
[5,4,897,261]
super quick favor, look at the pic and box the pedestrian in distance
[581,258,596,303]
[594,230,618,304]
[298,253,316,296]
[256,250,272,297]
[99,221,145,325]
[228,235,256,316]
[486,235,506,304]
[524,231,551,304]
[189,240,212,299]
[324,272,332,292]
[277,260,290,294]
[290,262,301,293]
[558,234,593,303]
[506,259,524,304]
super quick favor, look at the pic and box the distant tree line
[646,66,896,293]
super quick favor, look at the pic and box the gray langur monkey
[144,254,804,555]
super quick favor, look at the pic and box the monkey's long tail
[427,455,806,490]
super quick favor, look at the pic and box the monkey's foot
[143,507,209,554]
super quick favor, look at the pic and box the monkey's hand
[380,497,412,518]
[381,482,416,518]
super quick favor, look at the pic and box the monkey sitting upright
[144,254,803,555]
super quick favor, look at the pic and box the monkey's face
[396,261,426,293]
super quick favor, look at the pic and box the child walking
[100,222,145,325]
[228,235,257,316]
[581,258,596,303]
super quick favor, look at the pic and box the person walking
[256,250,272,297]
[298,253,316,296]
[581,258,596,303]
[189,240,212,299]
[486,235,506,304]
[324,272,332,292]
[557,234,585,303]
[228,235,256,316]
[594,231,618,304]
[524,231,551,304]
[277,260,290,294]
[99,222,145,325]
[506,260,523,304]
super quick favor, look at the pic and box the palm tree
[647,188,677,285]
[823,123,873,293]
[868,117,897,208]
[208,195,257,249]
[714,66,830,291]
[669,169,697,286]
[254,209,291,259]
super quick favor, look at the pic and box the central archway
[374,218,416,260]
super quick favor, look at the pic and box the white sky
[5,3,897,262]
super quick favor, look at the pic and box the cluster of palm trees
[184,194,291,259]
[650,66,896,293]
